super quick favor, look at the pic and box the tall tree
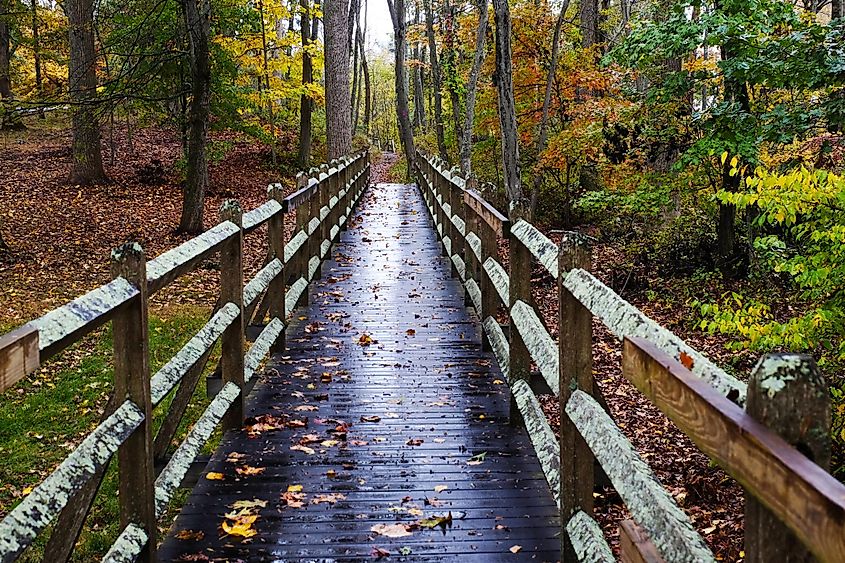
[31,0,43,119]
[359,3,371,133]
[444,2,463,147]
[325,0,352,158]
[412,5,425,128]
[387,0,415,171]
[66,0,107,183]
[579,0,598,49]
[491,0,521,203]
[458,0,487,177]
[179,0,212,233]
[529,0,568,214]
[0,0,12,128]
[423,0,447,159]
[298,0,318,167]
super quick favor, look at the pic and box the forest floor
[1,115,756,560]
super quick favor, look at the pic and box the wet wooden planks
[159,183,560,562]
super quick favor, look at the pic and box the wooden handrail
[414,148,843,563]
[0,149,370,562]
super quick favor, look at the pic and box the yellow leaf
[287,484,303,493]
[222,514,258,538]
[206,472,225,480]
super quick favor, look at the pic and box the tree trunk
[529,0,568,216]
[179,0,211,233]
[445,3,463,146]
[350,0,360,128]
[298,0,314,167]
[0,0,10,102]
[832,0,842,20]
[361,23,371,133]
[423,0,447,160]
[716,40,750,276]
[66,0,106,182]
[458,0,487,177]
[492,0,522,203]
[258,0,276,166]
[325,0,352,158]
[31,0,43,119]
[387,0,415,173]
[412,6,425,128]
[579,0,598,49]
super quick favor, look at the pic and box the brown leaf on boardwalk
[371,547,391,558]
[312,493,346,504]
[176,529,205,541]
[360,415,381,423]
[281,491,306,508]
[358,333,375,346]
[235,465,265,476]
[370,523,413,538]
[679,351,695,370]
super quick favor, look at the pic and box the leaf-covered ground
[0,114,297,327]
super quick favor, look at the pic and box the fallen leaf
[221,514,258,538]
[236,465,265,476]
[291,444,316,455]
[680,351,695,370]
[434,485,448,493]
[230,499,267,510]
[419,512,453,529]
[371,547,391,558]
[281,491,306,508]
[176,529,205,541]
[509,545,522,554]
[406,438,424,446]
[312,493,346,504]
[205,472,225,481]
[287,484,303,493]
[358,333,375,346]
[405,329,416,336]
[360,415,381,423]
[370,523,413,538]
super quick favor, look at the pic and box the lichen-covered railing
[0,149,370,563]
[414,149,845,563]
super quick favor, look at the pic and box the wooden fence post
[219,200,245,431]
[558,231,595,561]
[294,172,311,307]
[508,200,531,424]
[267,184,286,353]
[111,242,157,563]
[745,354,830,562]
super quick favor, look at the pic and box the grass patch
[0,305,221,561]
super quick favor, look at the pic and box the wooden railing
[414,150,845,563]
[0,149,370,563]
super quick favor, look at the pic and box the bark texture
[324,0,352,158]
[423,0,447,159]
[298,0,318,167]
[491,0,522,203]
[458,0,488,177]
[387,0,415,173]
[179,0,212,233]
[67,0,107,183]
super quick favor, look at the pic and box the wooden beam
[463,187,509,237]
[622,337,845,563]
[619,520,666,563]
[0,325,39,392]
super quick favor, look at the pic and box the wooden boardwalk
[159,183,560,561]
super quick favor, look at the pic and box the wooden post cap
[219,200,243,225]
